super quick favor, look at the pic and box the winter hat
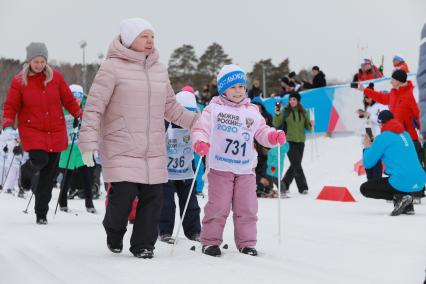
[391,69,407,83]
[176,91,197,112]
[289,92,301,102]
[181,85,195,94]
[393,54,404,62]
[377,110,394,124]
[281,77,290,85]
[217,64,246,95]
[120,18,155,48]
[363,58,372,65]
[69,84,84,100]
[26,42,48,62]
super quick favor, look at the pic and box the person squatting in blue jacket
[360,110,426,216]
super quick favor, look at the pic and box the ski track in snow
[0,135,425,284]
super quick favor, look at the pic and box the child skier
[58,84,96,213]
[1,130,25,196]
[191,64,286,257]
[159,90,201,244]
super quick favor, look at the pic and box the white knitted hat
[176,91,197,112]
[120,18,155,48]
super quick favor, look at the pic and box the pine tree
[198,43,232,78]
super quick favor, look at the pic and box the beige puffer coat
[78,36,198,184]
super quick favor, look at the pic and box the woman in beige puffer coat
[78,18,198,259]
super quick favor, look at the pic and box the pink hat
[181,85,195,94]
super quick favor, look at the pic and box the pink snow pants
[200,169,258,249]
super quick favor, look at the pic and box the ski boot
[159,234,175,244]
[202,245,221,257]
[239,247,258,256]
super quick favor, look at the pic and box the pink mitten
[194,141,210,156]
[268,130,286,145]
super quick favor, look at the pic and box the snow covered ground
[0,134,425,284]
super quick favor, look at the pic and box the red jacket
[358,65,383,81]
[393,62,410,73]
[364,81,420,140]
[2,69,82,152]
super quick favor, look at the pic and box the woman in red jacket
[358,69,422,155]
[2,42,82,224]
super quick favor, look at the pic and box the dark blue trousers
[159,179,201,239]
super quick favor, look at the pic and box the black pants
[360,177,413,200]
[366,160,382,181]
[103,182,163,253]
[58,166,94,208]
[283,142,308,193]
[159,179,201,238]
[21,150,60,218]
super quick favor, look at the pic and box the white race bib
[208,104,261,174]
[166,126,194,180]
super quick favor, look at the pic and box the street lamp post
[262,64,267,98]
[79,40,87,93]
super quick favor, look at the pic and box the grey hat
[26,42,48,62]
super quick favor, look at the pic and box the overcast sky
[1,0,425,81]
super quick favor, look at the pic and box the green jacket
[59,108,84,169]
[273,107,311,143]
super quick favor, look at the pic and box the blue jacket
[363,121,426,192]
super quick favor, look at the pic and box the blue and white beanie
[69,84,84,100]
[217,64,247,95]
[393,54,404,62]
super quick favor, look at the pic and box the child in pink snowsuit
[191,64,286,257]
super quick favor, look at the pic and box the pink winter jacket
[191,96,276,171]
[78,36,198,184]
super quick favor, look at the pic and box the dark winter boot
[403,202,415,215]
[59,206,69,212]
[106,238,123,254]
[132,248,154,259]
[86,207,96,214]
[202,245,221,257]
[36,215,48,225]
[188,233,200,242]
[85,199,96,214]
[391,195,413,216]
[239,247,258,256]
[17,188,25,198]
[159,234,175,244]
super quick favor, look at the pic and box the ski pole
[1,154,16,189]
[1,154,6,186]
[171,158,203,254]
[277,144,282,244]
[23,192,33,214]
[54,121,81,217]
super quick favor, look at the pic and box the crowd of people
[0,18,425,260]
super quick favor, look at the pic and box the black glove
[13,145,22,155]
[3,145,8,153]
[73,117,80,129]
